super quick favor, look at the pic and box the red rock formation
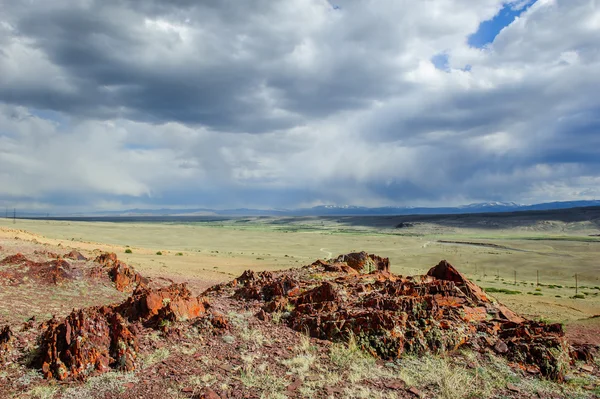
[427,260,490,303]
[333,252,390,273]
[223,253,579,380]
[0,253,34,266]
[93,252,146,292]
[118,283,208,326]
[38,283,210,380]
[64,250,87,261]
[34,259,74,284]
[39,308,137,380]
[94,252,118,266]
[0,254,75,285]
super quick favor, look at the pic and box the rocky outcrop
[64,250,87,261]
[0,254,75,285]
[38,283,210,380]
[118,283,208,326]
[333,252,390,273]
[39,307,137,380]
[35,259,75,284]
[227,253,579,380]
[93,252,146,292]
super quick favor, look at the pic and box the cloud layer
[1,0,599,210]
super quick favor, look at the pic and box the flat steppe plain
[1,208,599,326]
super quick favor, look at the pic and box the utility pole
[575,274,578,295]
[536,270,539,287]
[13,208,16,224]
[514,270,516,285]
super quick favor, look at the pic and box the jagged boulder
[334,252,390,273]
[35,259,74,284]
[64,250,87,261]
[38,307,137,380]
[118,283,208,326]
[93,252,146,292]
[0,254,75,285]
[38,283,210,380]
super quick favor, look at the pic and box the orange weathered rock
[64,250,87,261]
[333,251,390,273]
[38,283,210,380]
[118,283,208,325]
[221,253,577,380]
[426,260,490,303]
[0,254,75,285]
[93,252,146,292]
[38,308,137,380]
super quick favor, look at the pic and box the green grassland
[1,212,599,324]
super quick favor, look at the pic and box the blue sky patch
[468,1,536,48]
[431,53,450,71]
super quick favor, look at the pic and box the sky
[1,0,599,211]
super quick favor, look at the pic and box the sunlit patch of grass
[139,347,170,368]
[17,369,43,387]
[396,350,598,399]
[239,362,287,399]
[26,385,59,399]
[283,334,317,377]
[240,326,267,347]
[398,354,477,399]
[329,333,384,383]
[60,372,138,399]
[341,385,393,399]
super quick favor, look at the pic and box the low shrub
[484,287,521,295]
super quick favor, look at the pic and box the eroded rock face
[0,254,75,285]
[35,259,74,284]
[93,252,146,292]
[38,283,210,380]
[39,308,137,380]
[226,253,578,380]
[64,250,87,261]
[118,283,208,326]
[333,252,390,273]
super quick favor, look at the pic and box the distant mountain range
[12,200,600,218]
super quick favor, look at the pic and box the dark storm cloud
[2,0,398,131]
[1,0,600,210]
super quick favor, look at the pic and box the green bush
[176,252,183,256]
[572,294,585,299]
[125,248,132,254]
[156,251,163,255]
[532,292,543,296]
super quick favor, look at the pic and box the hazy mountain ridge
[10,200,600,218]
